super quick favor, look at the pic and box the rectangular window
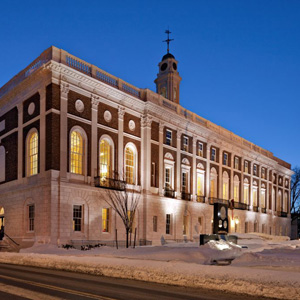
[153,216,158,232]
[166,214,171,234]
[28,205,35,231]
[197,173,204,196]
[262,168,265,179]
[151,162,156,187]
[244,161,249,173]
[102,208,109,233]
[211,148,216,161]
[234,185,239,201]
[183,136,189,152]
[253,164,257,176]
[198,142,203,157]
[165,168,171,188]
[73,205,82,232]
[166,130,172,146]
[234,157,239,169]
[223,152,228,166]
[182,172,187,190]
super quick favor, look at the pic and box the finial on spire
[163,28,174,54]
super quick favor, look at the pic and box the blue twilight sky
[1,0,299,168]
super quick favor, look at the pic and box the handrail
[4,233,20,246]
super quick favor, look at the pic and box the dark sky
[1,0,299,168]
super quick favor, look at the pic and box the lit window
[125,144,136,184]
[234,157,239,169]
[253,164,257,176]
[211,148,216,161]
[153,216,158,232]
[73,205,82,232]
[243,184,249,204]
[102,208,109,232]
[223,152,228,166]
[222,171,229,200]
[99,139,111,179]
[70,130,84,175]
[261,189,266,208]
[198,142,203,157]
[244,161,249,173]
[165,168,171,188]
[166,130,172,146]
[28,205,35,231]
[166,214,171,234]
[27,131,38,176]
[233,175,239,202]
[262,168,265,179]
[252,188,258,207]
[183,136,189,152]
[197,172,204,196]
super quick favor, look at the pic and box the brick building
[0,46,293,248]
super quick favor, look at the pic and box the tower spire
[163,29,174,54]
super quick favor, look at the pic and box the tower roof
[162,53,175,61]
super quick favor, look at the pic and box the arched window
[277,190,282,212]
[283,192,288,213]
[210,167,218,198]
[222,171,229,200]
[252,181,258,207]
[261,184,266,209]
[233,175,240,202]
[197,163,205,197]
[26,129,39,176]
[0,146,5,182]
[70,128,85,175]
[99,136,114,180]
[243,178,249,205]
[124,143,137,184]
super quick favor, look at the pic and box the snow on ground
[0,233,300,299]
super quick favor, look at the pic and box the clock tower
[154,30,182,104]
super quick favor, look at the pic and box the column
[39,87,46,175]
[141,115,152,192]
[176,130,181,199]
[91,94,99,183]
[158,122,164,196]
[218,148,223,199]
[205,144,211,203]
[240,157,244,204]
[230,154,234,200]
[192,136,197,201]
[249,161,253,209]
[266,168,269,211]
[60,82,69,180]
[118,106,125,179]
[17,103,23,180]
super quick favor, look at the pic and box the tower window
[166,130,172,146]
[211,148,216,161]
[183,136,189,152]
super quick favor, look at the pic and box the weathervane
[163,29,174,54]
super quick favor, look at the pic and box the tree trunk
[126,228,129,248]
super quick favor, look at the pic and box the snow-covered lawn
[0,233,300,299]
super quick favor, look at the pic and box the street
[0,263,275,300]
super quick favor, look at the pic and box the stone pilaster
[141,115,152,192]
[39,87,46,175]
[91,94,99,183]
[60,82,69,180]
[176,130,181,199]
[192,136,197,201]
[118,106,125,178]
[158,122,164,196]
[17,103,23,180]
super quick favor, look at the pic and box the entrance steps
[0,237,20,252]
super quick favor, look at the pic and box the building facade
[0,46,293,247]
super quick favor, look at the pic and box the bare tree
[291,167,300,216]
[104,184,140,248]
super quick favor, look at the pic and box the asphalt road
[0,263,273,300]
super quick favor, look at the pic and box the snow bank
[1,234,300,300]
